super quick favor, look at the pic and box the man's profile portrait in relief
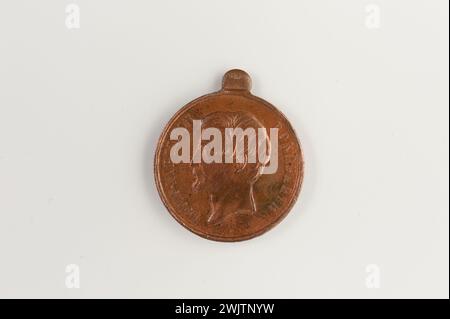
[191,111,271,225]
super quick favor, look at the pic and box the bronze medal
[154,69,304,241]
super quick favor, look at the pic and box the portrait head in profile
[191,111,271,225]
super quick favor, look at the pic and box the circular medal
[154,69,304,241]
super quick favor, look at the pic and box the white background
[0,0,448,298]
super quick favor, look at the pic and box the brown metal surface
[154,69,304,241]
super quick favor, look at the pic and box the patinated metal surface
[154,69,304,241]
